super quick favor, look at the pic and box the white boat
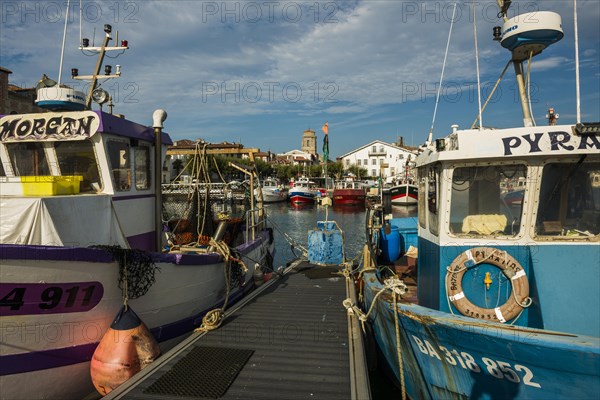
[0,24,274,400]
[258,177,288,203]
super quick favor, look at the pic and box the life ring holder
[445,247,532,323]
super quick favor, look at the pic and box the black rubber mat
[301,266,340,279]
[144,346,254,398]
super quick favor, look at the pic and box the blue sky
[1,0,599,158]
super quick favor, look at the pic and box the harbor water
[263,202,417,398]
[265,202,417,270]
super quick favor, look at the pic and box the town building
[0,67,45,115]
[337,138,417,181]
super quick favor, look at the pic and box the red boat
[332,179,367,206]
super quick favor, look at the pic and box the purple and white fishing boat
[0,20,274,400]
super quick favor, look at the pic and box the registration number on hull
[411,335,541,388]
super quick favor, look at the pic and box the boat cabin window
[5,142,50,176]
[428,164,440,235]
[418,168,427,229]
[535,159,599,238]
[107,140,131,191]
[134,146,150,190]
[55,140,100,192]
[449,164,526,237]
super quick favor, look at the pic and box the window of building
[372,145,377,153]
[535,159,599,237]
[379,145,384,153]
[372,158,376,165]
[5,142,50,176]
[55,140,100,192]
[107,140,131,191]
[345,159,350,166]
[450,164,527,237]
[357,159,361,166]
[134,146,150,190]
[372,169,377,177]
[364,159,367,165]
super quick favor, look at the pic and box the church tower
[301,129,317,156]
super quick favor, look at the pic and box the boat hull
[332,189,366,206]
[386,184,418,205]
[362,271,600,399]
[289,191,316,204]
[0,233,271,399]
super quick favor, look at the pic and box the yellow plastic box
[21,176,83,196]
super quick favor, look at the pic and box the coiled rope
[195,238,248,333]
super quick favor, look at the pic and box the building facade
[337,139,417,181]
[0,67,44,115]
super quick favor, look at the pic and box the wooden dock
[104,259,371,400]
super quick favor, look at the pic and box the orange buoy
[90,305,161,396]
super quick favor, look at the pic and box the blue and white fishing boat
[288,176,319,205]
[361,2,599,399]
[0,19,273,400]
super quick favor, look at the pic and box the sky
[1,0,599,158]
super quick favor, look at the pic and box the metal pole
[85,32,110,109]
[153,110,167,251]
[513,61,533,127]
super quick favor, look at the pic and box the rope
[194,238,247,333]
[393,289,406,400]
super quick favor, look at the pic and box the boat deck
[104,259,370,400]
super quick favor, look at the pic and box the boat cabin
[415,124,599,336]
[0,110,171,251]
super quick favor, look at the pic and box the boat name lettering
[502,131,600,156]
[503,24,518,35]
[0,111,100,142]
[0,282,104,316]
[411,335,541,388]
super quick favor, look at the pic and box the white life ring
[445,247,530,323]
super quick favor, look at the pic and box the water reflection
[264,202,417,269]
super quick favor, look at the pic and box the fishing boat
[258,177,288,203]
[0,21,274,400]
[332,177,367,206]
[383,180,418,206]
[361,2,600,399]
[383,158,418,206]
[288,176,319,205]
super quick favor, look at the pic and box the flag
[322,122,329,161]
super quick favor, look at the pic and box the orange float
[90,305,161,396]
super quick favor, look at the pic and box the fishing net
[162,182,250,247]
[92,245,160,300]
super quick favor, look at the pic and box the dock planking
[104,259,370,400]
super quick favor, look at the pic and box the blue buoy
[308,221,344,266]
[380,226,400,263]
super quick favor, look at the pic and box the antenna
[574,0,581,123]
[57,0,71,85]
[428,2,457,143]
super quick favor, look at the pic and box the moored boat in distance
[361,2,600,399]
[288,176,319,205]
[258,177,288,203]
[0,23,274,400]
[383,180,418,205]
[332,177,367,207]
